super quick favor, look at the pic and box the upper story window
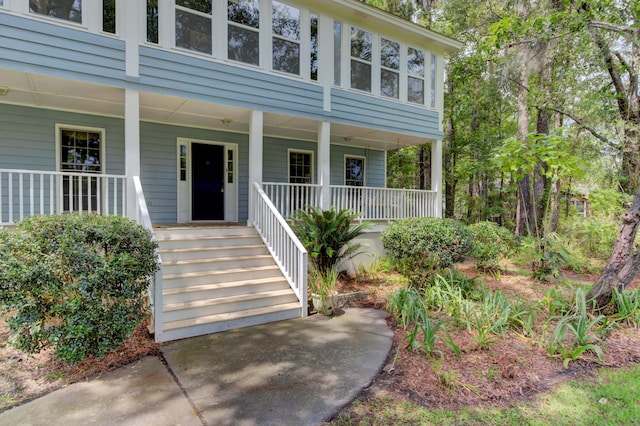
[175,0,213,54]
[30,0,82,23]
[334,21,342,86]
[430,53,437,108]
[350,27,372,92]
[103,0,116,34]
[407,47,425,104]
[310,13,318,81]
[228,0,260,66]
[272,1,301,75]
[147,0,159,43]
[381,38,400,99]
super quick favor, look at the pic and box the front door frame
[176,138,238,223]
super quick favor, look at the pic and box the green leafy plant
[309,267,339,315]
[289,206,371,274]
[381,218,473,286]
[469,221,519,271]
[0,214,159,363]
[611,288,640,328]
[547,288,609,367]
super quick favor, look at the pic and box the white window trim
[288,149,314,184]
[344,154,366,186]
[26,0,88,27]
[55,124,106,174]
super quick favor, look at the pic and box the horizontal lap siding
[331,146,385,187]
[0,12,125,84]
[139,47,324,119]
[0,104,125,174]
[330,89,443,140]
[140,122,250,223]
[263,138,317,183]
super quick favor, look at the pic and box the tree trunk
[515,36,530,236]
[444,76,456,219]
[587,189,640,309]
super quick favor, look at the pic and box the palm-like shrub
[289,206,371,274]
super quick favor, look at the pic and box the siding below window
[330,88,443,140]
[0,12,126,85]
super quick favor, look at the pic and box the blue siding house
[0,0,460,341]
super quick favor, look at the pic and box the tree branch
[542,105,619,150]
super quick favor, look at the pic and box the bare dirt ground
[1,262,639,415]
[333,261,640,416]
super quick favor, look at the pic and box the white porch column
[248,110,264,224]
[317,121,331,209]
[125,89,141,220]
[431,139,443,218]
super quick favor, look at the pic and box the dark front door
[192,143,224,220]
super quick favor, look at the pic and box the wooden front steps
[154,225,301,342]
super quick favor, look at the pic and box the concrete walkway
[0,308,393,426]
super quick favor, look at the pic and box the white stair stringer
[154,226,302,342]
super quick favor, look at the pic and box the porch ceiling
[0,70,432,151]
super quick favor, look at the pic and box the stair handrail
[133,176,164,341]
[251,182,308,315]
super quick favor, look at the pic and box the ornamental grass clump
[0,214,159,363]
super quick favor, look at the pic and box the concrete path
[0,308,392,426]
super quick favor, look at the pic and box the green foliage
[561,216,619,260]
[0,214,159,363]
[469,221,519,271]
[308,267,339,298]
[381,218,473,284]
[547,288,609,367]
[289,207,371,274]
[387,287,426,329]
[611,288,640,328]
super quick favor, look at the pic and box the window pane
[431,54,437,108]
[176,10,212,54]
[30,0,82,23]
[350,28,371,62]
[408,47,424,77]
[334,22,342,86]
[228,25,259,65]
[381,39,399,70]
[273,38,300,75]
[272,1,300,40]
[228,0,259,28]
[310,14,318,81]
[289,152,312,184]
[147,0,158,43]
[408,76,424,104]
[351,60,371,92]
[345,157,364,187]
[381,70,399,99]
[177,0,211,14]
[103,0,116,33]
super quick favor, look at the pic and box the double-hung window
[103,0,116,34]
[407,47,425,105]
[175,0,213,54]
[228,0,260,66]
[350,27,372,92]
[272,1,301,75]
[30,0,82,23]
[310,13,319,81]
[430,54,437,108]
[58,127,104,212]
[380,38,400,99]
[289,151,312,184]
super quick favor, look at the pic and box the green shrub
[289,206,371,274]
[561,217,619,260]
[468,221,519,271]
[381,218,473,278]
[0,214,159,363]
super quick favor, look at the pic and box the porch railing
[133,176,164,342]
[331,186,437,220]
[0,168,126,225]
[251,182,308,313]
[260,181,438,221]
[262,182,321,218]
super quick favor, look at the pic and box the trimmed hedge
[381,217,473,271]
[0,214,158,363]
